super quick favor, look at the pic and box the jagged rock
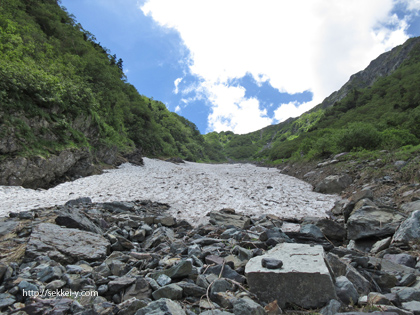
[371,237,392,254]
[393,210,420,243]
[154,215,176,227]
[209,279,233,300]
[399,273,417,287]
[232,297,266,315]
[208,210,251,229]
[122,277,152,302]
[350,189,374,203]
[205,264,245,284]
[176,281,206,297]
[314,174,352,194]
[150,260,193,280]
[55,207,102,234]
[347,199,405,240]
[102,201,135,213]
[400,200,420,213]
[320,299,342,315]
[368,292,392,305]
[397,288,420,302]
[245,243,337,309]
[401,301,420,315]
[300,224,324,239]
[152,283,183,300]
[108,277,136,294]
[134,298,186,315]
[369,257,420,277]
[345,264,372,295]
[124,148,144,166]
[25,223,110,264]
[314,218,346,241]
[384,253,417,268]
[335,276,359,305]
[0,148,96,189]
[118,298,149,315]
[65,197,92,207]
[259,227,292,243]
[143,227,175,250]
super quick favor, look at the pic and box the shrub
[338,122,382,151]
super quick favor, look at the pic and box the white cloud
[173,77,182,94]
[204,83,273,134]
[141,0,415,133]
[399,0,420,11]
[174,105,181,113]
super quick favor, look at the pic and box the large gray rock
[134,298,186,315]
[402,301,420,315]
[55,208,102,234]
[314,175,352,194]
[347,199,405,240]
[335,276,359,305]
[143,227,175,250]
[393,210,420,243]
[232,297,266,315]
[152,284,183,300]
[25,223,110,264]
[0,148,95,189]
[245,243,337,309]
[208,210,251,229]
[150,260,193,281]
[400,200,420,213]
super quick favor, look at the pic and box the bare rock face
[245,243,337,309]
[25,223,110,264]
[0,148,95,189]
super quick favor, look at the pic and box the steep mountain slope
[0,0,207,188]
[205,36,420,162]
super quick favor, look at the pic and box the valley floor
[0,158,339,225]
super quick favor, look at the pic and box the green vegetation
[0,0,209,162]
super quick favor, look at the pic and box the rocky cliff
[318,36,420,109]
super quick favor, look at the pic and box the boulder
[314,175,352,194]
[347,199,405,240]
[335,276,359,305]
[143,227,175,250]
[152,284,183,300]
[383,254,416,268]
[208,210,251,229]
[55,208,102,234]
[245,243,337,309]
[392,210,420,243]
[122,277,152,302]
[150,260,193,281]
[232,297,266,315]
[400,200,420,213]
[25,223,110,264]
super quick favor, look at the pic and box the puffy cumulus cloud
[204,83,273,133]
[141,0,414,133]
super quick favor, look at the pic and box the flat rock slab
[245,243,337,309]
[25,223,110,264]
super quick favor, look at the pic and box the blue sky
[61,0,420,134]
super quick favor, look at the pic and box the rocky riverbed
[0,157,420,315]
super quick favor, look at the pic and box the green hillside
[0,0,207,163]
[205,37,420,163]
